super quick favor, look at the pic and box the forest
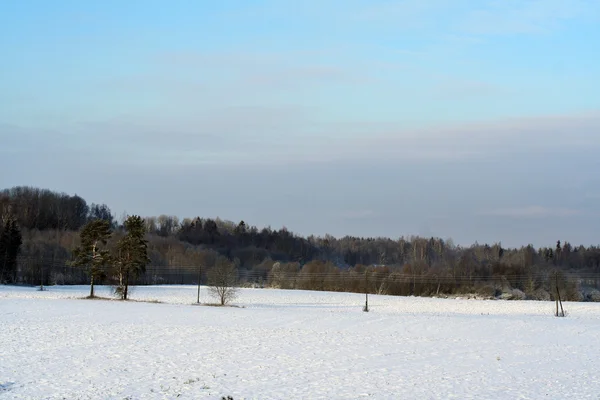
[1,185,600,302]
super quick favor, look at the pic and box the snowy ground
[1,285,600,399]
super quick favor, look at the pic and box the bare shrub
[474,284,497,299]
[207,256,238,306]
[501,288,526,300]
[587,289,600,302]
[268,261,298,289]
[529,288,551,301]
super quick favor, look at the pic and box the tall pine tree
[70,219,112,297]
[0,219,22,283]
[115,215,149,300]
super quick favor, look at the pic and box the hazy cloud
[6,109,598,168]
[431,78,507,99]
[459,0,598,36]
[478,206,583,218]
[336,209,378,220]
[341,110,600,163]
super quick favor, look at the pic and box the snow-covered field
[2,285,600,399]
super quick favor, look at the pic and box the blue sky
[1,0,599,247]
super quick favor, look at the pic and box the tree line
[2,186,600,302]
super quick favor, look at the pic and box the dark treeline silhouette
[2,186,600,301]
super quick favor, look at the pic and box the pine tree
[70,219,112,298]
[0,222,8,282]
[114,215,149,300]
[0,219,22,283]
[8,220,22,280]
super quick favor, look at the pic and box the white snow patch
[1,285,599,399]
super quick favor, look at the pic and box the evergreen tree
[0,219,22,283]
[234,220,247,236]
[203,218,219,244]
[114,215,149,300]
[234,220,248,246]
[70,219,112,298]
[0,222,8,282]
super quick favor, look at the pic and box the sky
[1,0,600,248]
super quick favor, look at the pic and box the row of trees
[2,186,600,302]
[0,186,113,232]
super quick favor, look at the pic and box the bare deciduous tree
[208,256,238,305]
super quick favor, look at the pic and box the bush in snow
[528,288,551,301]
[587,290,600,302]
[500,289,526,300]
[474,284,499,299]
[510,289,527,300]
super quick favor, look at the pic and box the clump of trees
[69,215,150,300]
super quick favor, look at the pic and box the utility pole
[555,271,565,317]
[363,268,369,312]
[197,264,202,304]
[39,258,45,291]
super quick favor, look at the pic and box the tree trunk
[197,265,201,304]
[0,252,6,283]
[555,272,565,317]
[363,269,369,312]
[123,270,129,300]
[90,241,97,297]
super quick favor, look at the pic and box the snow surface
[1,285,600,399]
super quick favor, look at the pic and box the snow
[1,285,600,399]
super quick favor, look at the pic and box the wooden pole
[40,261,44,291]
[555,272,559,316]
[197,264,201,304]
[364,269,369,312]
[555,271,565,317]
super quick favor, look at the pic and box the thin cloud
[431,78,507,99]
[459,0,598,36]
[152,50,374,89]
[245,66,373,88]
[17,109,596,168]
[353,110,600,158]
[477,206,582,218]
[349,0,457,29]
[336,209,378,220]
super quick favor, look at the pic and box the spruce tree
[70,219,112,298]
[0,219,22,283]
[114,215,149,300]
[8,220,22,281]
[0,222,8,282]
